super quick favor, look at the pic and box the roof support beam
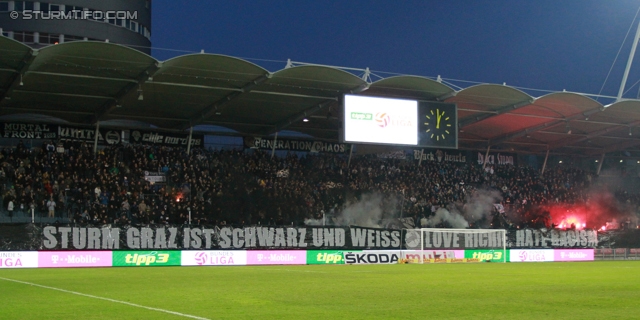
[202,120,277,127]
[251,90,340,100]
[488,106,604,146]
[12,89,115,100]
[547,119,640,150]
[0,49,37,103]
[459,98,533,128]
[25,71,137,84]
[110,114,190,123]
[261,83,370,136]
[91,61,161,123]
[184,73,271,130]
[150,81,244,92]
[0,107,93,115]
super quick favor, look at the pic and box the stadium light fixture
[559,160,563,164]
[303,118,309,122]
[620,159,624,163]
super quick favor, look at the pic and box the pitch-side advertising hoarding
[39,251,112,268]
[182,251,247,266]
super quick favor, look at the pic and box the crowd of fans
[0,139,638,229]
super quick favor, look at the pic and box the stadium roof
[2,36,640,156]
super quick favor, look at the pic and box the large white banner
[0,251,38,268]
[181,251,247,266]
[344,95,418,145]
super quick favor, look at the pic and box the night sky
[151,0,640,99]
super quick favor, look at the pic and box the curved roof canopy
[1,37,640,155]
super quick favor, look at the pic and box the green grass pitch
[1,262,639,319]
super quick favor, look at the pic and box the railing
[594,248,640,260]
[0,208,71,224]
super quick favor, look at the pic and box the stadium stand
[1,39,640,231]
[0,140,638,230]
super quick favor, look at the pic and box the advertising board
[0,251,38,268]
[246,250,306,265]
[181,251,247,266]
[463,249,509,262]
[509,249,554,262]
[343,250,401,264]
[38,251,112,268]
[554,249,594,262]
[112,251,181,267]
[402,250,465,260]
[306,250,355,264]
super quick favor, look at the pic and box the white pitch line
[0,277,209,320]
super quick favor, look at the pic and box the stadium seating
[0,140,637,229]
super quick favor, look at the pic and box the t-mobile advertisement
[554,249,594,262]
[38,251,112,268]
[182,251,247,266]
[246,250,306,265]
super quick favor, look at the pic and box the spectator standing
[7,199,14,219]
[47,198,56,218]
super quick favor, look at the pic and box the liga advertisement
[182,251,247,266]
[510,250,554,262]
[0,252,38,268]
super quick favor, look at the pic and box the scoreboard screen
[343,94,457,149]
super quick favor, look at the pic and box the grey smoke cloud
[427,207,469,228]
[305,189,504,229]
[305,193,398,228]
[463,189,503,224]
